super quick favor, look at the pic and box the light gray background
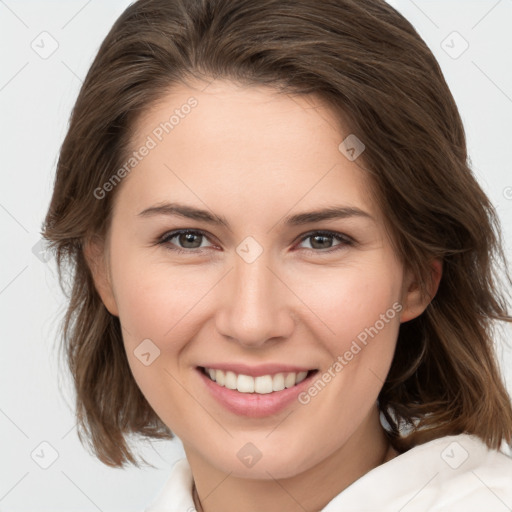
[1,1,511,511]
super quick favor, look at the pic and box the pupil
[180,233,201,248]
[312,235,331,249]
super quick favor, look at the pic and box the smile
[201,366,315,394]
[197,363,320,417]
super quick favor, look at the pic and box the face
[88,79,432,480]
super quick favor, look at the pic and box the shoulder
[144,458,195,512]
[322,434,512,512]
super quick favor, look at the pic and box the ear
[83,236,119,317]
[399,259,442,323]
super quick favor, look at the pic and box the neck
[187,406,398,512]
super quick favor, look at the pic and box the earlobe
[83,237,119,317]
[400,259,443,323]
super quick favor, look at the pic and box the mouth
[199,366,318,394]
[197,365,319,417]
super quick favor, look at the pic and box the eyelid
[295,229,354,245]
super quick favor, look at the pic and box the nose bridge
[215,249,294,347]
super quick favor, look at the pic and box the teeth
[272,373,285,392]
[216,369,225,386]
[224,371,237,390]
[254,375,273,394]
[284,372,296,388]
[205,368,310,394]
[237,374,255,393]
[296,371,308,383]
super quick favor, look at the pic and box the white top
[145,434,512,511]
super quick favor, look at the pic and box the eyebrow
[137,202,373,228]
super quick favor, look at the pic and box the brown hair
[42,0,512,467]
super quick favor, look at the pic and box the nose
[214,253,296,349]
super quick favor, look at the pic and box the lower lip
[197,367,318,418]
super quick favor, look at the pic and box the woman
[42,0,512,510]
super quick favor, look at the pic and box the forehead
[116,79,379,225]
[133,78,347,154]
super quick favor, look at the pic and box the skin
[85,79,442,512]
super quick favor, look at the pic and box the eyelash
[155,229,355,255]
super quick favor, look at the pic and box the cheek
[110,247,205,343]
[110,257,202,425]
[289,259,402,351]
[290,259,402,418]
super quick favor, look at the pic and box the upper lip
[198,363,316,377]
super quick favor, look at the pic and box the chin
[201,435,325,480]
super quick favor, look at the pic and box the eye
[157,229,214,253]
[157,228,354,255]
[296,231,354,253]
